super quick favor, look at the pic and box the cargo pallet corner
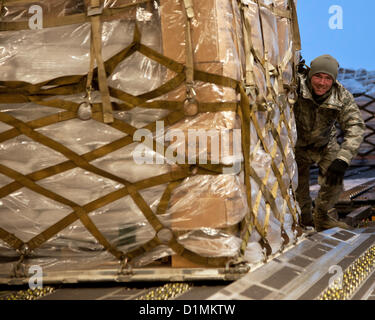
[0,0,303,284]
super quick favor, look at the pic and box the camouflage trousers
[295,140,343,220]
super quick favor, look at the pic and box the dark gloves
[325,159,348,185]
[297,56,309,75]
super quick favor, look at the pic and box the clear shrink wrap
[0,0,301,278]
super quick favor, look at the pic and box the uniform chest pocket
[294,102,316,131]
[317,108,339,127]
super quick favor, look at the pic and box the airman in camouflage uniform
[295,54,365,231]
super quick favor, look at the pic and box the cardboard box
[160,0,243,103]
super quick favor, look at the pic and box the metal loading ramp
[207,226,375,300]
[2,226,375,300]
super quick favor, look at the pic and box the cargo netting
[0,0,303,280]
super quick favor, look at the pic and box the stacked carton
[0,0,301,280]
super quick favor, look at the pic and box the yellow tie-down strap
[0,1,302,270]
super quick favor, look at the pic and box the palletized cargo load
[0,0,303,283]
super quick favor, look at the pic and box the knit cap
[308,54,339,81]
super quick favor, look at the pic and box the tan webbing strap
[0,227,23,251]
[276,44,293,97]
[137,72,186,101]
[0,76,85,99]
[264,105,298,224]
[138,44,185,74]
[250,112,297,225]
[194,163,231,175]
[133,167,191,191]
[27,213,78,250]
[0,109,176,246]
[237,85,254,256]
[36,83,86,97]
[108,87,146,108]
[0,112,90,167]
[126,236,161,260]
[130,100,183,111]
[41,76,84,90]
[194,70,239,90]
[28,97,80,111]
[248,166,282,236]
[181,0,195,86]
[0,111,76,143]
[0,112,139,189]
[1,162,68,209]
[128,186,165,233]
[270,125,298,223]
[198,102,238,113]
[88,0,114,123]
[258,2,292,19]
[288,0,301,51]
[280,101,296,146]
[0,163,124,259]
[0,93,29,103]
[5,111,187,199]
[0,1,304,265]
[106,118,137,137]
[86,41,96,98]
[240,3,257,101]
[0,0,153,32]
[264,52,277,101]
[104,42,139,77]
[27,186,130,252]
[0,75,83,92]
[108,75,186,109]
[280,112,299,223]
[0,161,76,200]
[0,14,86,32]
[77,208,125,259]
[156,180,184,215]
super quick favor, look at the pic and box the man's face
[310,73,334,96]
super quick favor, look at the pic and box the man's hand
[325,159,348,185]
[297,56,309,75]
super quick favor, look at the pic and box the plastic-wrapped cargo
[0,0,302,282]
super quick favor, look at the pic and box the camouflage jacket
[294,73,365,164]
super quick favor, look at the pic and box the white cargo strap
[87,0,114,124]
